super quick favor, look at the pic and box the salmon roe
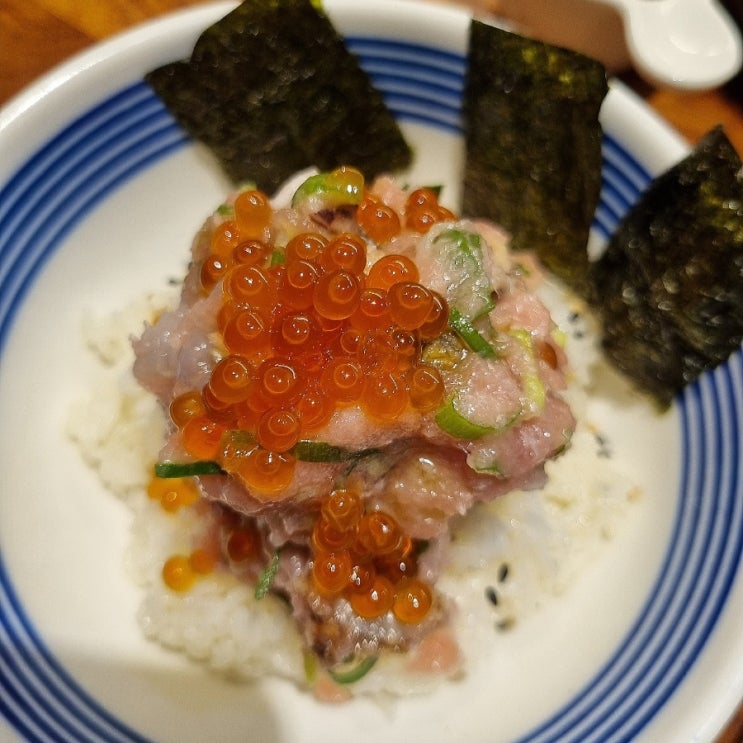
[179,172,456,496]
[233,238,269,266]
[321,233,367,274]
[357,194,402,243]
[388,281,434,331]
[234,189,272,239]
[162,555,197,592]
[405,188,456,233]
[169,390,205,428]
[210,220,241,258]
[226,521,261,563]
[147,476,200,513]
[161,547,219,592]
[392,577,433,624]
[366,254,418,290]
[309,486,434,624]
[189,548,217,575]
[152,467,435,626]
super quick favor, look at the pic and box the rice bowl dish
[68,166,638,699]
[2,1,742,740]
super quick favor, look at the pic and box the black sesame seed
[594,431,612,458]
[485,586,499,606]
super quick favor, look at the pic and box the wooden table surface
[1,1,742,741]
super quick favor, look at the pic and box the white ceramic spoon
[606,0,743,89]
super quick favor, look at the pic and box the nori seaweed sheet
[145,0,411,192]
[590,126,743,408]
[462,22,607,298]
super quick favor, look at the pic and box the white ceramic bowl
[1,2,742,742]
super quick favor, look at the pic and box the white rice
[67,275,638,698]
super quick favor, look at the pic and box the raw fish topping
[132,166,575,667]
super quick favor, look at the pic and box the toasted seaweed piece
[462,22,607,298]
[145,0,411,192]
[590,126,743,408]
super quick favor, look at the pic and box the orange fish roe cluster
[148,474,219,592]
[162,549,217,592]
[357,187,455,242]
[223,517,263,566]
[147,475,200,513]
[311,486,433,625]
[171,171,455,497]
[160,502,265,594]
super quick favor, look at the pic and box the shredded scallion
[154,460,225,478]
[255,551,281,600]
[327,655,378,684]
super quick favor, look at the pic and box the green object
[590,127,743,408]
[303,653,319,684]
[448,308,496,358]
[435,399,495,439]
[154,460,225,478]
[145,0,411,192]
[292,440,350,462]
[462,22,607,298]
[153,440,379,481]
[270,249,286,266]
[433,228,495,319]
[470,460,504,477]
[509,328,546,410]
[292,441,380,462]
[291,170,364,210]
[255,551,281,600]
[327,655,378,684]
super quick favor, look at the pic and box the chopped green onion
[551,326,567,348]
[434,228,495,319]
[303,653,319,684]
[509,329,546,409]
[292,441,380,463]
[154,442,381,481]
[255,551,281,600]
[472,462,504,476]
[327,655,378,684]
[292,440,351,462]
[448,308,496,358]
[435,399,495,439]
[154,460,225,478]
[291,170,363,209]
[522,371,546,410]
[513,261,532,277]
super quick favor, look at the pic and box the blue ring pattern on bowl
[592,136,650,239]
[1,37,741,743]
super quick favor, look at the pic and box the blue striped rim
[0,36,741,743]
[346,37,466,135]
[593,135,652,239]
[0,567,151,743]
[517,351,743,743]
[345,37,467,77]
[0,83,187,356]
[0,79,180,743]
